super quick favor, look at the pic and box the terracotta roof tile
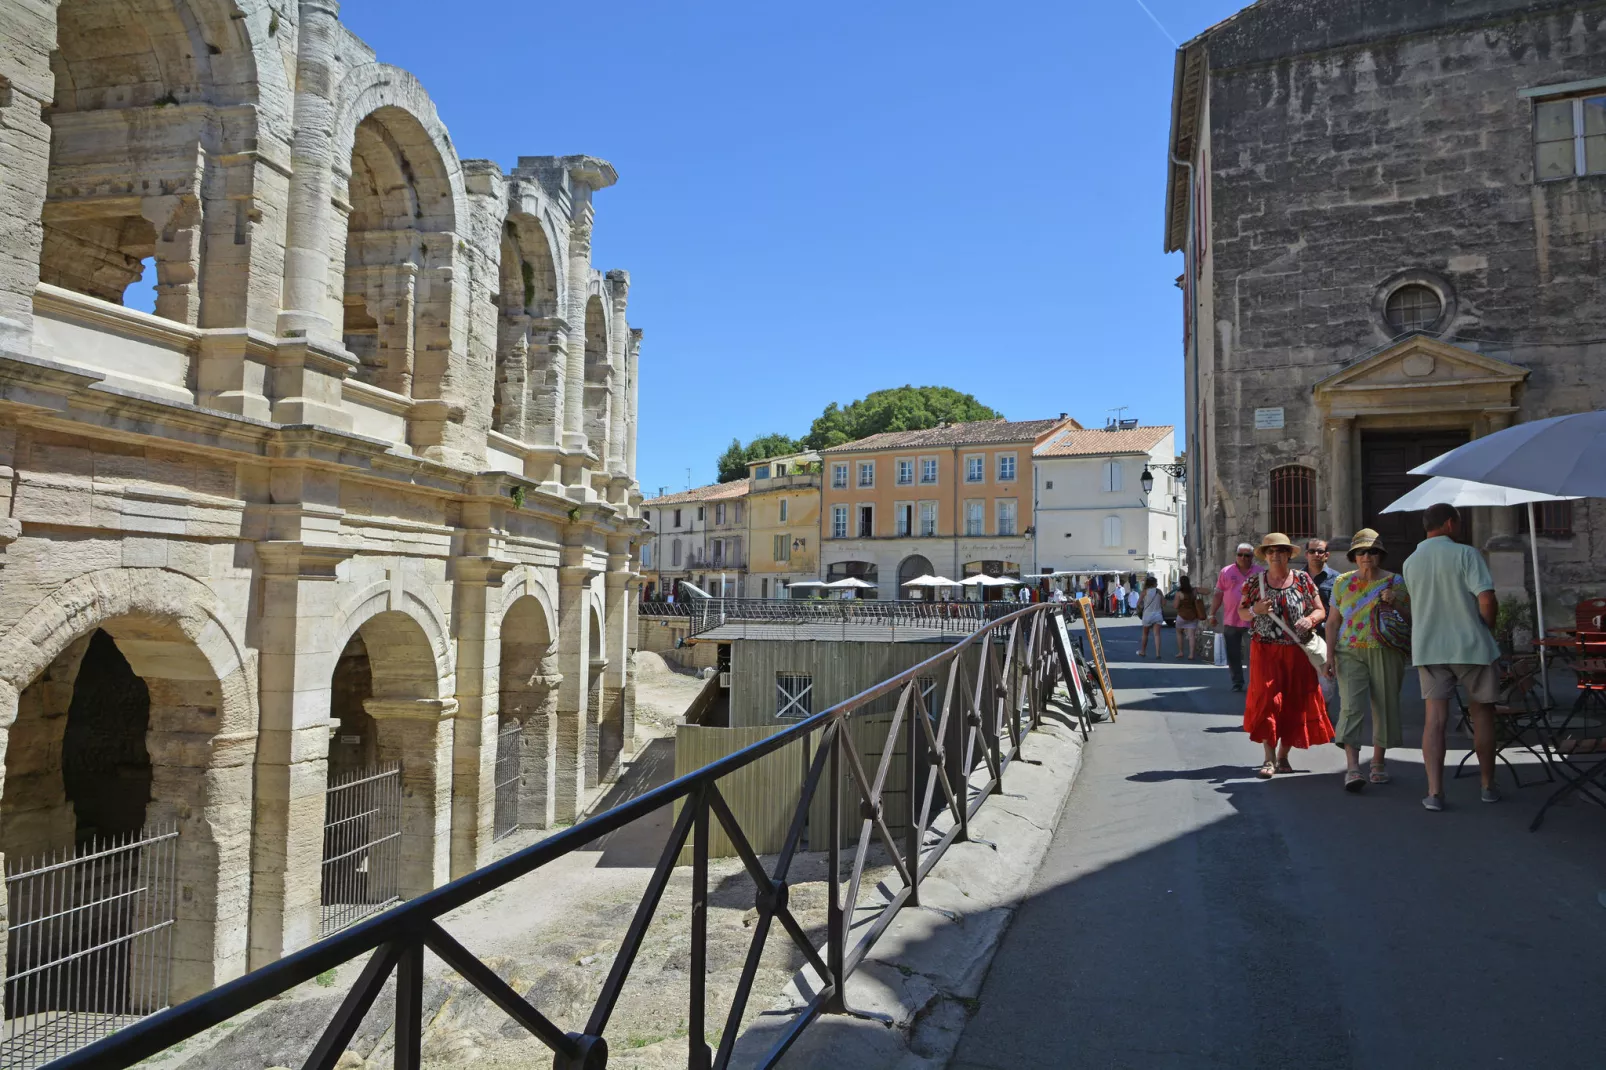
[642,479,749,507]
[821,417,1076,454]
[1033,426,1174,458]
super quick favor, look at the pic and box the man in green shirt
[1401,503,1501,812]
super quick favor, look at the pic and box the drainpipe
[1172,147,1205,578]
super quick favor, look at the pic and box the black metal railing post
[689,785,711,1070]
[824,726,845,1014]
[394,937,424,1070]
[905,681,923,907]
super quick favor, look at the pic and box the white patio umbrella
[1382,474,1581,699]
[1409,409,1606,497]
[822,577,876,589]
[786,580,825,588]
[902,574,958,587]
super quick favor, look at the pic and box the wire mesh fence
[319,763,402,937]
[1,826,178,1070]
[492,720,523,842]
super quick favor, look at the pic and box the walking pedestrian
[1210,543,1263,692]
[1242,533,1332,777]
[1126,581,1141,620]
[1305,537,1343,723]
[1173,576,1203,659]
[1114,578,1127,617]
[1322,529,1410,793]
[1401,503,1501,811]
[1137,576,1164,659]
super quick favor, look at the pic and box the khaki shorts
[1417,662,1501,705]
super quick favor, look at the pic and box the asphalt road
[949,618,1606,1070]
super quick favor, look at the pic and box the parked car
[1160,586,1180,626]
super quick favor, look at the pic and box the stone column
[626,328,642,480]
[250,537,353,969]
[561,199,594,455]
[367,697,457,899]
[600,542,633,781]
[1327,417,1355,543]
[0,21,56,357]
[1482,410,1518,540]
[605,271,630,480]
[141,193,204,326]
[277,0,345,340]
[554,561,597,821]
[447,558,512,878]
[512,673,562,828]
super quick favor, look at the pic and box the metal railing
[319,764,402,937]
[2,827,177,1070]
[48,603,1078,1070]
[687,596,1017,636]
[637,601,691,618]
[493,720,523,842]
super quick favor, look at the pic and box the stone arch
[494,216,563,440]
[897,553,935,597]
[332,67,467,406]
[39,0,279,324]
[582,293,611,452]
[498,594,561,830]
[0,567,255,1002]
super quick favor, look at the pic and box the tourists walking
[1137,576,1165,659]
[1241,533,1332,777]
[1114,578,1127,617]
[1210,543,1263,691]
[1322,529,1410,792]
[1126,581,1142,619]
[1304,538,1341,612]
[1174,576,1203,659]
[1401,503,1501,811]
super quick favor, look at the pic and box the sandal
[1256,761,1276,779]
[1276,760,1295,774]
[1344,770,1366,793]
[1369,763,1390,784]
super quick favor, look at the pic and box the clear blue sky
[326,2,1246,493]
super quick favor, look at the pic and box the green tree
[716,432,802,482]
[801,386,1001,450]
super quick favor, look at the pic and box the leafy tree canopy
[716,432,802,482]
[713,387,1001,480]
[801,386,1001,450]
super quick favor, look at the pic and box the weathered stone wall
[0,0,647,1005]
[1196,0,1606,601]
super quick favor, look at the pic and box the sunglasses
[1354,548,1383,557]
[1236,552,1254,559]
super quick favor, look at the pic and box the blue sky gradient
[328,1,1244,494]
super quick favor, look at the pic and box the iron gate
[320,763,401,936]
[1,826,177,1070]
[492,720,522,842]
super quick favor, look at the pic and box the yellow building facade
[744,452,822,598]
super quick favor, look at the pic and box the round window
[1385,284,1443,334]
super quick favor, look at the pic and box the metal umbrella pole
[1529,501,1550,705]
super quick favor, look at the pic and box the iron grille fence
[687,596,1016,637]
[637,602,690,618]
[319,763,402,937]
[50,603,1086,1070]
[1,826,177,1070]
[493,720,523,842]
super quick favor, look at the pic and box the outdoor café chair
[1528,660,1606,831]
[1454,654,1552,790]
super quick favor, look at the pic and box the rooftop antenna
[685,467,692,490]
[1106,405,1129,430]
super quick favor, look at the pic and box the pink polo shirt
[1216,560,1264,628]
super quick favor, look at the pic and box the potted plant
[1494,595,1535,655]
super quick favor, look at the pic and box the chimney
[1059,412,1067,420]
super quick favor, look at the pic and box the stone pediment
[1313,335,1528,418]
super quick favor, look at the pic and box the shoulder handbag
[1370,576,1412,654]
[1266,602,1328,671]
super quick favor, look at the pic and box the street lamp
[1140,462,1187,495]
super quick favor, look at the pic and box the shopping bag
[1212,630,1227,667]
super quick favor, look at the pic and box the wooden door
[1360,430,1470,565]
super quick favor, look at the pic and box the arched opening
[582,295,611,453]
[494,222,561,442]
[897,554,935,600]
[587,604,608,787]
[496,596,558,833]
[2,605,251,1023]
[826,560,878,599]
[39,0,262,326]
[320,608,449,931]
[340,106,457,400]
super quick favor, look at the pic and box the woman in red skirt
[1241,532,1333,777]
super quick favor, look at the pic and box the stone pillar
[447,559,511,878]
[600,543,633,780]
[1481,410,1518,541]
[561,200,594,455]
[1327,416,1355,543]
[141,193,204,326]
[0,18,56,357]
[367,697,457,899]
[512,673,562,828]
[605,270,630,479]
[277,0,345,340]
[554,562,597,820]
[626,328,642,480]
[250,538,353,969]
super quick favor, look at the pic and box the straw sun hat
[1253,533,1296,561]
[1345,528,1388,562]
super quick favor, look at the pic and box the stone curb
[730,711,1088,1068]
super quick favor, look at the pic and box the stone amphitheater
[0,0,645,1006]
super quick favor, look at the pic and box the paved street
[951,618,1606,1069]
